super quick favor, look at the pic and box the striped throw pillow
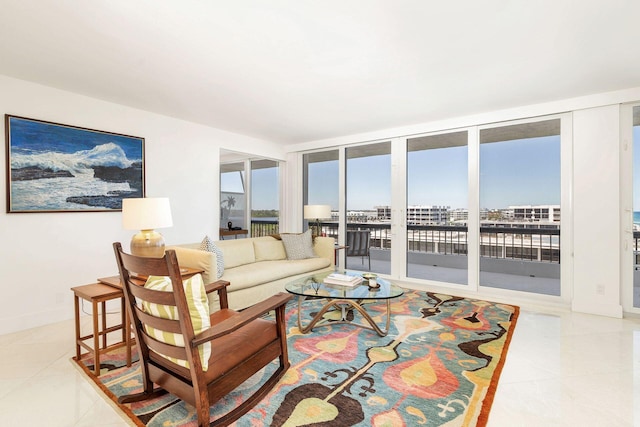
[142,274,211,371]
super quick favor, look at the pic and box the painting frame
[5,115,145,213]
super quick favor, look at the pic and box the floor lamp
[303,204,331,237]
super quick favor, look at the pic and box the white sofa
[168,235,334,311]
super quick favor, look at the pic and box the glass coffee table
[285,271,404,336]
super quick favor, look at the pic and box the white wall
[572,105,623,317]
[0,75,284,335]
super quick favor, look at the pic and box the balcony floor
[346,254,561,296]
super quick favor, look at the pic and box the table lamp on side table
[303,204,331,237]
[122,197,173,257]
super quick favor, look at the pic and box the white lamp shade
[304,204,331,220]
[122,198,173,230]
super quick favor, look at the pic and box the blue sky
[251,167,279,210]
[479,136,560,209]
[307,161,339,208]
[235,126,640,213]
[221,166,279,210]
[308,135,561,211]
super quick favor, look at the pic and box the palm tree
[225,195,236,209]
[222,195,236,220]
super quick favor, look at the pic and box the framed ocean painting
[5,115,145,213]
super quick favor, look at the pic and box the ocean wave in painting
[10,143,142,211]
[11,142,135,176]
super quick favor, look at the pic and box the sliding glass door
[406,131,468,284]
[479,119,561,295]
[251,159,279,236]
[345,142,391,274]
[303,150,339,238]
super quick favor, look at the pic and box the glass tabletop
[285,271,404,300]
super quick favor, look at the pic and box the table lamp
[303,204,331,237]
[122,197,173,257]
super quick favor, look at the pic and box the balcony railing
[479,226,560,262]
[251,219,280,237]
[251,219,560,264]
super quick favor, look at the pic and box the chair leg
[118,387,168,404]
[196,399,210,427]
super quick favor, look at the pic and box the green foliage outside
[251,210,279,218]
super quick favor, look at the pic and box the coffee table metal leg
[296,296,392,337]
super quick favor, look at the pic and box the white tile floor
[0,306,639,427]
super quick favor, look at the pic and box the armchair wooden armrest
[205,280,230,294]
[192,292,293,346]
[205,280,230,309]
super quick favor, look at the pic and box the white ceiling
[1,1,639,145]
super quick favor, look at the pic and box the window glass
[346,142,391,274]
[407,131,468,284]
[479,119,561,295]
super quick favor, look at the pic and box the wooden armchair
[112,242,292,427]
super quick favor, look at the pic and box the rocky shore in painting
[11,166,74,180]
[66,189,142,209]
[93,163,143,186]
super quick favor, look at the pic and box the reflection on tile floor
[1,306,639,426]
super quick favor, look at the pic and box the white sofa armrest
[313,236,335,266]
[167,245,217,284]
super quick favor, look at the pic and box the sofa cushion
[141,274,211,371]
[199,236,224,279]
[221,257,330,292]
[215,239,256,268]
[253,238,287,261]
[280,229,316,260]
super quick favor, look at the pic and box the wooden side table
[97,266,204,288]
[219,228,248,239]
[71,283,132,375]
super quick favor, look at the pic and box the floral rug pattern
[74,290,519,427]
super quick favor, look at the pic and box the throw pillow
[200,235,224,279]
[142,274,211,371]
[253,239,287,261]
[280,229,316,260]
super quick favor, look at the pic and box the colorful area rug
[73,290,519,427]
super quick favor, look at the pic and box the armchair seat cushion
[205,311,278,382]
[150,309,278,383]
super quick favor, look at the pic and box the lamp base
[130,229,165,258]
